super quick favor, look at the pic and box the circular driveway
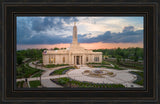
[67,66,138,85]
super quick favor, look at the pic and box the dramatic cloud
[17,16,143,45]
[123,26,134,32]
[78,27,143,43]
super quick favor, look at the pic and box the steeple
[72,22,78,44]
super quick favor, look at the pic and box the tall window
[94,57,99,62]
[50,57,53,63]
[63,57,65,63]
[86,57,88,62]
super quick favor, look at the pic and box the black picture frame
[0,0,159,104]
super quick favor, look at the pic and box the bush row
[44,64,69,68]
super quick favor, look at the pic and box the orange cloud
[80,42,143,49]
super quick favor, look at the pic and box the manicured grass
[51,77,125,88]
[50,67,74,75]
[87,62,101,64]
[31,70,44,78]
[118,62,144,70]
[16,63,43,78]
[44,64,69,68]
[93,65,112,68]
[135,78,144,86]
[101,61,110,65]
[106,59,143,70]
[87,60,125,70]
[113,64,125,70]
[87,61,110,65]
[130,71,144,86]
[17,81,25,88]
[104,60,144,70]
[29,80,41,88]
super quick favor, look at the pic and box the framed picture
[1,0,159,103]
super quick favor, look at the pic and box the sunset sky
[17,16,144,50]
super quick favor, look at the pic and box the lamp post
[40,63,43,88]
[25,78,28,88]
[40,74,41,87]
[69,79,71,88]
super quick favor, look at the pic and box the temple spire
[72,22,78,44]
[74,22,76,26]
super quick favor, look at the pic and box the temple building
[42,22,102,65]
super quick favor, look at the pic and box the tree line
[16,48,45,65]
[93,47,143,62]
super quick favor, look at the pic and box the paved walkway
[17,62,143,88]
[28,62,69,88]
[67,66,143,88]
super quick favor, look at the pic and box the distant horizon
[17,42,143,50]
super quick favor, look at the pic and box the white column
[83,55,85,65]
[69,52,71,64]
[81,56,83,65]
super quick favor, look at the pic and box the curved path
[17,62,69,88]
[16,62,143,88]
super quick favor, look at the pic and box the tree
[54,47,59,50]
[116,55,122,63]
[134,48,139,62]
[17,55,24,65]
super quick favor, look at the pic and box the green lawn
[130,71,144,86]
[31,70,44,78]
[50,67,74,75]
[29,80,41,88]
[105,59,143,70]
[87,60,125,70]
[16,63,43,78]
[51,77,125,88]
[118,61,144,70]
[87,61,110,65]
[16,81,25,88]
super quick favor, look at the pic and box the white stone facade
[43,22,102,65]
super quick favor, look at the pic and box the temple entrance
[76,56,80,65]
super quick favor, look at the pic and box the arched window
[50,57,53,63]
[63,57,65,63]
